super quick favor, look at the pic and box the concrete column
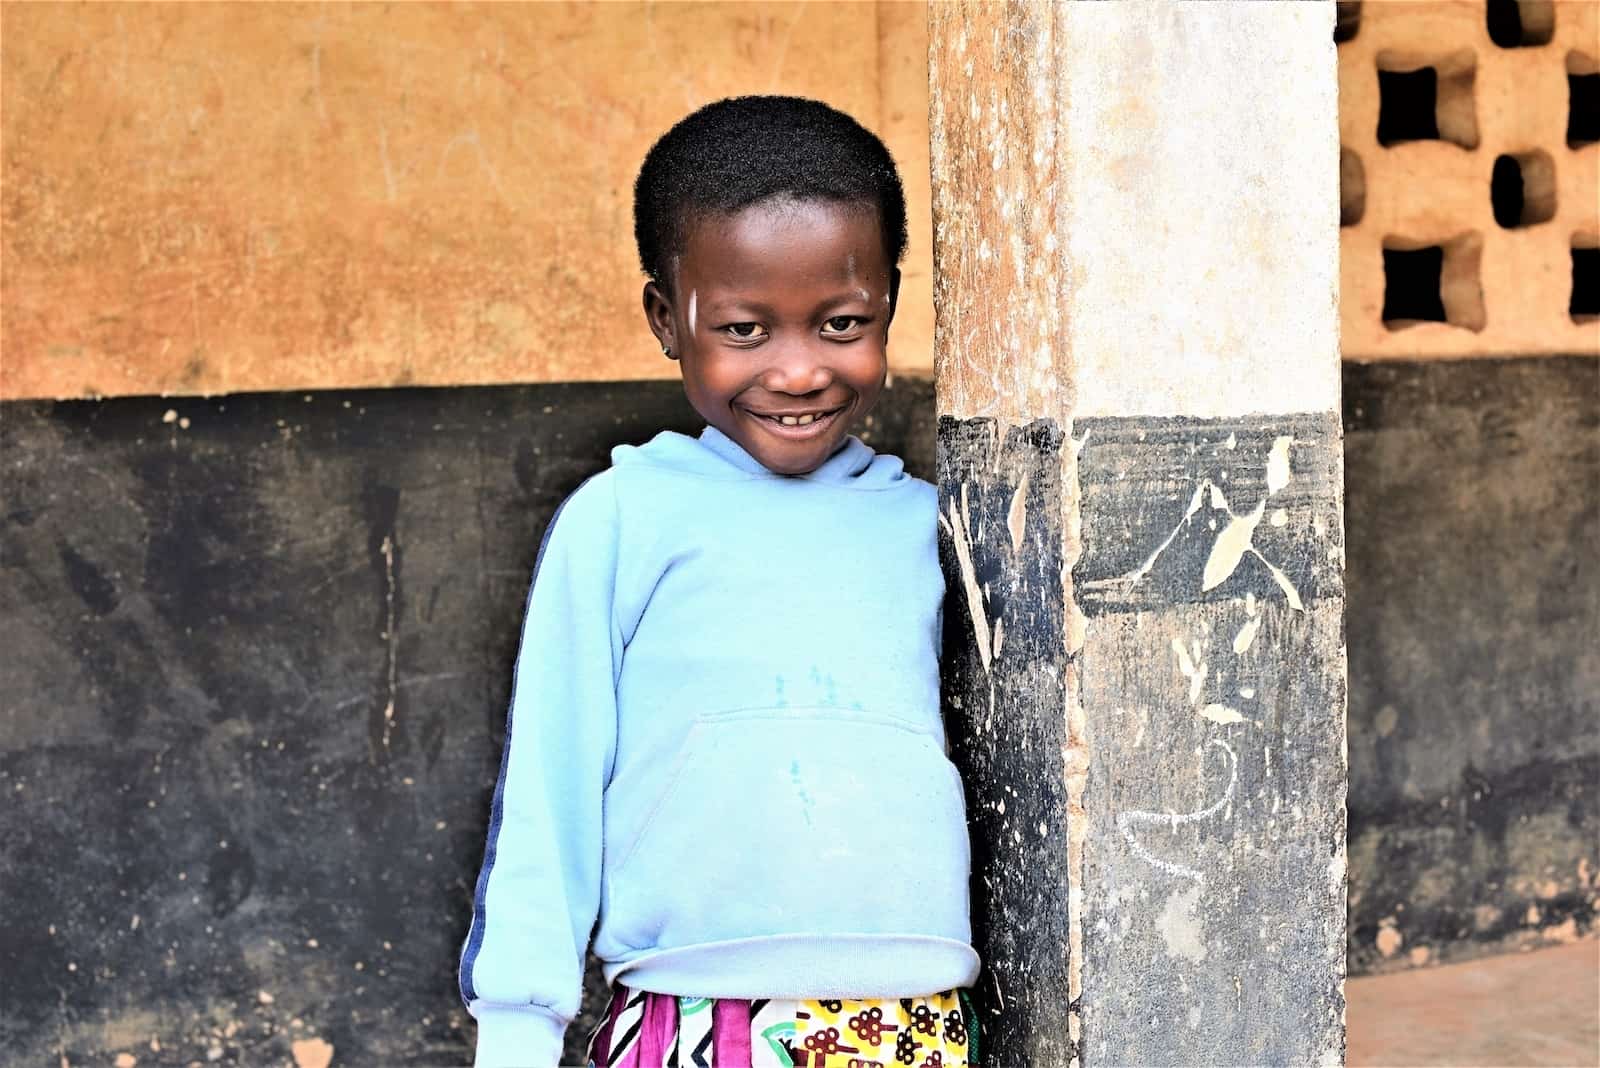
[930,4,1346,1066]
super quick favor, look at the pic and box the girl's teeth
[779,413,817,426]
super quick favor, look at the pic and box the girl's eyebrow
[705,289,877,317]
[703,296,777,317]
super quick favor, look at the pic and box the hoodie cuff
[471,1004,569,1068]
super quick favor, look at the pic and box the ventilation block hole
[1383,246,1446,325]
[1382,234,1486,332]
[1377,68,1438,143]
[1573,237,1599,323]
[1341,148,1366,227]
[1487,0,1555,48]
[1376,51,1479,149]
[1491,151,1557,228]
[1569,53,1599,147]
[1334,2,1362,44]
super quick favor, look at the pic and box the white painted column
[931,4,1345,1064]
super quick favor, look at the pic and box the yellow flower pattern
[788,991,974,1068]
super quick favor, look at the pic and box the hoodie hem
[600,933,981,999]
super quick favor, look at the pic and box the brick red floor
[1348,939,1600,1067]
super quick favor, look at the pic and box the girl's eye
[822,316,863,335]
[723,323,767,340]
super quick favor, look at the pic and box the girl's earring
[662,344,675,360]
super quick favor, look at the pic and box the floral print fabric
[586,982,979,1067]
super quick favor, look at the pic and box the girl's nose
[758,342,833,395]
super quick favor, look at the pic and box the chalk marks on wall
[1116,738,1239,884]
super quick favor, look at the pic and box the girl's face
[643,197,897,476]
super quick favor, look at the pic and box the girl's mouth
[746,405,846,439]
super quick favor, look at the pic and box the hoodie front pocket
[602,706,972,952]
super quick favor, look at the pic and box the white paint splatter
[1251,547,1304,611]
[1202,498,1266,592]
[1007,469,1030,554]
[1117,482,1208,585]
[1266,435,1293,494]
[1171,636,1196,678]
[1199,703,1247,725]
[1093,445,1307,613]
[379,535,399,752]
[1233,615,1262,654]
[941,492,991,673]
[1170,637,1207,705]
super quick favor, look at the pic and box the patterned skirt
[586,982,979,1068]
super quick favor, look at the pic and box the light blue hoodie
[458,424,979,1067]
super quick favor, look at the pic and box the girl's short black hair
[633,95,908,290]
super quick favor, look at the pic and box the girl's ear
[642,281,677,357]
[884,267,903,333]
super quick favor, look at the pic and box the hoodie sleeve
[459,473,621,1068]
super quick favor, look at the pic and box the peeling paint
[1157,884,1209,962]
[1376,919,1403,957]
[291,1037,334,1068]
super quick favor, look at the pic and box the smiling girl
[459,96,980,1068]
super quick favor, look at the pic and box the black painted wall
[1342,356,1599,973]
[0,380,933,1067]
[3,358,1595,1064]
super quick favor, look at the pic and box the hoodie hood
[611,423,909,488]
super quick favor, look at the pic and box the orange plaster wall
[1,2,936,400]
